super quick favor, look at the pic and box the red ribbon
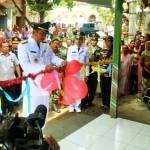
[0,66,65,87]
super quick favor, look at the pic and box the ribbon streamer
[25,79,31,114]
[0,59,112,87]
[0,66,65,87]
[91,62,101,82]
[0,86,27,103]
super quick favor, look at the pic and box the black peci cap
[75,31,85,39]
[12,36,21,44]
[103,35,113,42]
[88,32,99,41]
[31,22,51,33]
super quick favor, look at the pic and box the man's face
[66,39,72,47]
[90,39,97,46]
[1,42,10,53]
[50,40,60,53]
[103,40,112,49]
[12,43,18,49]
[36,30,47,42]
[76,37,84,46]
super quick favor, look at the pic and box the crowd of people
[120,32,150,99]
[0,22,150,119]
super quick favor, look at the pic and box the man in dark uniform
[97,36,113,110]
[81,34,102,108]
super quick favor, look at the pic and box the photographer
[0,105,60,150]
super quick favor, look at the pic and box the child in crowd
[0,40,21,115]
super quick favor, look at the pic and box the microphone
[25,105,47,128]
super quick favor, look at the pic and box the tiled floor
[59,114,150,150]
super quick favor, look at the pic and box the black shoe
[81,104,88,109]
[87,103,94,107]
[100,105,109,111]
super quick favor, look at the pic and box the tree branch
[11,0,31,26]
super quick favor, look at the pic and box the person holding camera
[0,104,60,150]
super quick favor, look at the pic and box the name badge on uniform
[30,51,37,53]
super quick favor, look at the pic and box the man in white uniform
[18,22,66,117]
[67,32,89,112]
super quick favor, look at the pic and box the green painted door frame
[110,0,123,118]
[75,0,123,118]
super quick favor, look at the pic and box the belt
[101,73,109,77]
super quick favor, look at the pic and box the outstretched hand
[45,64,52,71]
[61,60,67,67]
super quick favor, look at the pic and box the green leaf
[26,0,73,21]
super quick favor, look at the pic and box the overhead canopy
[75,0,112,8]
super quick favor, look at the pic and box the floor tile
[130,134,150,150]
[65,129,100,148]
[104,127,137,143]
[92,114,117,128]
[124,144,147,150]
[59,139,86,150]
[116,118,144,133]
[81,120,114,136]
[87,137,127,150]
[59,114,150,150]
[139,124,150,137]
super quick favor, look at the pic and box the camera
[0,105,50,150]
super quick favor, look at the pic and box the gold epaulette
[21,40,28,44]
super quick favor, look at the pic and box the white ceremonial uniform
[18,37,63,117]
[67,44,89,111]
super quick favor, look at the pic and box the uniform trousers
[81,72,97,106]
[69,99,81,110]
[0,85,16,115]
[100,75,111,107]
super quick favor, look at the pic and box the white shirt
[18,37,64,96]
[67,44,89,77]
[0,52,19,81]
[18,37,64,75]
